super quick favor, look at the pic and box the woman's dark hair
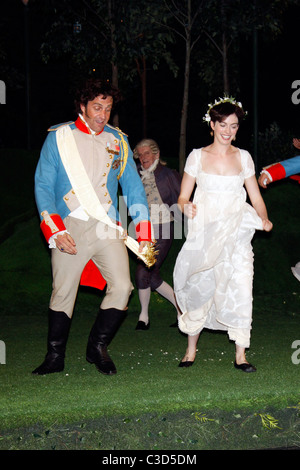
[209,102,245,124]
[74,78,122,114]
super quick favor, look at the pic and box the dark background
[0,0,299,168]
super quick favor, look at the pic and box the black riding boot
[32,309,71,375]
[86,307,126,375]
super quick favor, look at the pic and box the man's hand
[138,240,150,253]
[293,138,300,150]
[56,232,77,254]
[258,172,271,188]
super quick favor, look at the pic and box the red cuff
[40,213,66,242]
[135,221,152,242]
[265,163,286,182]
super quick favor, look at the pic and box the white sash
[56,125,156,266]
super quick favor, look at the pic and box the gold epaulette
[48,121,74,132]
[106,123,128,137]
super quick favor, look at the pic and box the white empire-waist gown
[173,148,263,336]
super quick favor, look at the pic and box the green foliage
[255,413,282,430]
[195,0,294,96]
[0,148,300,450]
[194,412,216,423]
[37,0,177,86]
[1,405,299,450]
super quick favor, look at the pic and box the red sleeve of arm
[40,212,66,242]
[264,162,286,182]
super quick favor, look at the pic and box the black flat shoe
[178,359,194,368]
[234,361,256,373]
[135,320,150,330]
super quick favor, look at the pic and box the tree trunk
[221,0,229,94]
[179,43,191,175]
[108,0,119,127]
[141,56,147,138]
[111,62,119,127]
[179,0,192,175]
[222,31,229,94]
[136,56,147,137]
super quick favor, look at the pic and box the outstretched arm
[258,172,272,188]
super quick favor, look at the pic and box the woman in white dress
[173,97,273,373]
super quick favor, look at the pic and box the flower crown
[203,95,246,124]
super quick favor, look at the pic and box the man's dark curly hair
[74,78,122,114]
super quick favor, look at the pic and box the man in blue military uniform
[258,138,300,282]
[33,78,152,376]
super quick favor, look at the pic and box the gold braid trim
[125,237,158,267]
[115,128,128,180]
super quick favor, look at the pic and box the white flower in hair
[203,95,247,124]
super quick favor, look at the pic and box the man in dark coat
[133,139,182,329]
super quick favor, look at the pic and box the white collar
[140,159,159,180]
[78,113,97,135]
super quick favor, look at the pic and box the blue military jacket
[35,119,150,240]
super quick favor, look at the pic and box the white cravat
[140,158,159,181]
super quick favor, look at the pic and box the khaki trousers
[50,216,133,318]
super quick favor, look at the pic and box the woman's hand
[262,218,273,232]
[184,201,197,219]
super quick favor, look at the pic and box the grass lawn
[0,150,299,450]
